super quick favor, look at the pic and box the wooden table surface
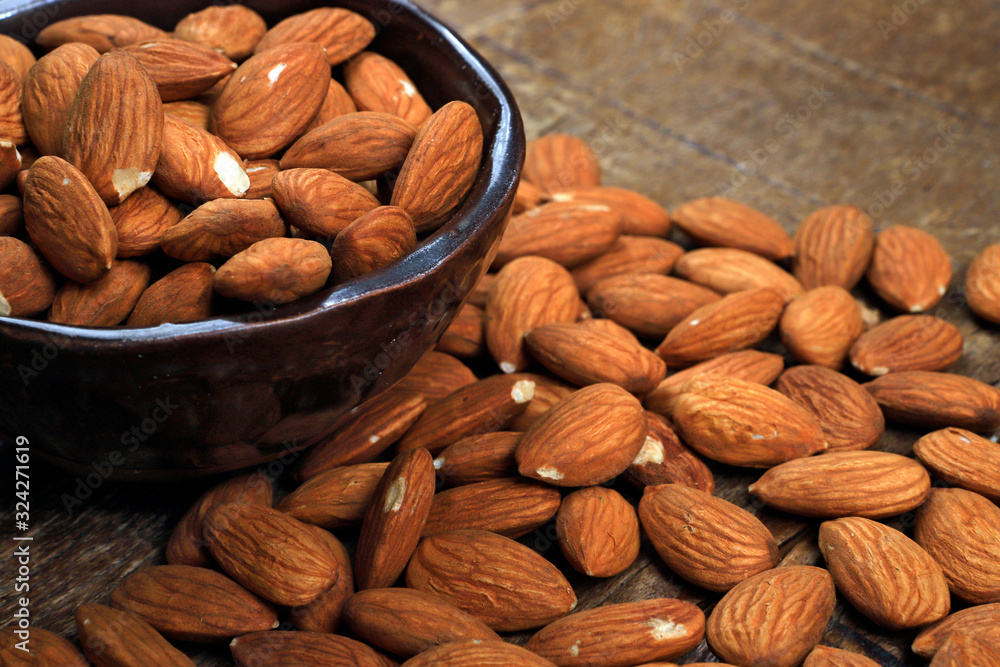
[4,1,1000,665]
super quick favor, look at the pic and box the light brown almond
[288,528,354,634]
[587,273,720,339]
[675,247,804,301]
[401,639,557,667]
[76,603,195,667]
[557,486,640,578]
[0,236,57,317]
[160,198,285,261]
[343,51,432,125]
[435,302,485,358]
[930,631,1000,667]
[278,462,389,528]
[793,204,875,289]
[850,314,963,375]
[393,350,477,403]
[242,159,280,199]
[779,286,864,369]
[912,427,1000,503]
[912,603,1000,659]
[174,5,267,61]
[671,197,793,260]
[965,243,1000,324]
[254,7,375,65]
[230,631,391,667]
[0,193,21,236]
[152,115,249,204]
[213,237,332,304]
[522,134,600,195]
[110,186,183,258]
[0,63,25,144]
[0,34,36,80]
[626,412,715,492]
[37,15,166,52]
[551,186,671,236]
[424,477,560,540]
[307,78,358,131]
[433,431,521,485]
[492,200,623,269]
[508,373,577,431]
[571,235,684,295]
[867,225,952,313]
[49,259,150,326]
[863,371,1000,432]
[22,43,100,156]
[271,167,380,239]
[128,262,215,327]
[0,626,88,665]
[803,645,881,667]
[330,205,416,283]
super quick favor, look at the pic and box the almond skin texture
[76,603,195,667]
[671,376,827,468]
[486,256,581,373]
[912,427,1000,503]
[211,43,331,159]
[493,200,623,269]
[780,286,864,369]
[128,262,215,327]
[203,502,342,606]
[230,631,391,667]
[110,185,183,257]
[401,639,558,667]
[639,483,778,592]
[803,645,881,667]
[162,100,211,131]
[111,564,278,642]
[63,49,163,205]
[516,383,648,487]
[523,134,601,195]
[254,7,375,65]
[433,432,521,485]
[423,477,562,539]
[863,371,1000,432]
[930,631,1000,667]
[526,598,705,667]
[344,51,431,125]
[774,365,885,452]
[525,322,666,394]
[390,101,484,232]
[278,462,388,528]
[122,38,236,102]
[49,259,150,326]
[22,43,100,156]
[675,247,804,302]
[965,243,1000,323]
[749,450,929,518]
[706,566,835,667]
[307,78,358,131]
[626,412,715,492]
[588,273,722,340]
[0,236,57,317]
[23,155,118,283]
[914,488,1000,604]
[655,288,786,366]
[671,197,794,260]
[288,528,354,633]
[867,225,952,312]
[343,588,500,658]
[0,34,35,79]
[330,205,417,283]
[160,198,285,261]
[152,115,249,204]
[271,167,380,239]
[405,529,577,632]
[213,237,332,304]
[552,186,671,237]
[912,603,1000,659]
[394,350,477,403]
[37,15,166,52]
[0,63,25,143]
[509,373,578,431]
[571,235,683,294]
[793,204,875,289]
[242,159,280,198]
[819,517,950,629]
[173,5,268,61]
[557,487,640,578]
[355,448,436,590]
[436,302,486,358]
[850,314,963,375]
[0,194,22,236]
[0,626,89,665]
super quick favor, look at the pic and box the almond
[0,236,57,317]
[111,564,278,642]
[37,15,166,52]
[557,487,640,578]
[278,462,389,528]
[706,566,835,667]
[485,257,580,373]
[110,186,183,257]
[152,115,249,203]
[49,259,150,326]
[571,235,683,294]
[343,588,500,658]
[423,477,562,539]
[271,167,380,239]
[526,598,705,666]
[774,365,885,452]
[0,63,25,144]
[867,225,952,312]
[912,428,1000,503]
[391,101,484,232]
[401,639,557,667]
[863,371,1000,432]
[405,529,577,631]
[0,139,20,190]
[675,247,804,302]
[343,51,432,126]
[779,286,864,369]
[508,373,578,431]
[255,7,375,65]
[626,412,715,492]
[912,603,1000,659]
[965,243,1000,323]
[492,200,623,268]
[230,631,391,667]
[393,350,477,403]
[0,626,88,665]
[123,38,235,102]
[850,314,963,375]
[576,316,640,344]
[0,194,21,236]
[23,155,118,283]
[525,322,666,394]
[288,529,354,633]
[749,451,929,518]
[643,350,784,417]
[514,179,546,214]
[522,134,600,194]
[211,43,331,159]
[329,205,417,283]
[63,49,163,205]
[22,43,100,156]
[436,302,486,358]
[588,274,720,339]
[76,603,195,667]
[914,488,1000,604]
[173,5,267,61]
[792,204,875,289]
[655,288,786,366]
[930,631,1000,667]
[671,197,793,260]
[128,262,214,327]
[213,237,332,304]
[355,448,436,590]
[671,376,827,468]
[639,483,778,592]
[242,159,280,199]
[160,198,285,261]
[803,645,881,667]
[0,34,36,80]
[551,186,671,236]
[433,431,521,485]
[162,100,211,130]
[819,516,950,629]
[307,78,358,131]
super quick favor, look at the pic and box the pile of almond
[0,6,483,326]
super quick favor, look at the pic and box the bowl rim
[0,0,524,348]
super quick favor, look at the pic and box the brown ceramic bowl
[0,0,524,479]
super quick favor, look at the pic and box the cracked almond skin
[153,115,249,204]
[422,477,562,539]
[128,262,215,327]
[707,566,835,667]
[672,197,793,260]
[803,645,881,667]
[655,288,786,366]
[675,247,804,302]
[793,204,875,290]
[123,38,236,102]
[526,598,705,667]
[849,314,963,375]
[255,7,374,65]
[571,235,683,294]
[330,205,417,283]
[403,639,558,667]
[433,431,521,485]
[173,5,267,61]
[912,603,1000,659]
[867,225,952,313]
[914,488,1000,604]
[406,529,577,632]
[774,365,885,452]
[557,487,640,578]
[230,631,392,667]
[160,198,285,261]
[586,273,721,339]
[111,564,278,642]
[213,237,332,304]
[0,236,57,317]
[516,383,647,487]
[552,186,671,237]
[749,450,929,519]
[271,167,380,239]
[639,483,778,592]
[344,51,431,125]
[110,185,184,257]
[820,517,950,630]
[0,626,88,665]
[965,243,1000,323]
[49,259,151,326]
[22,42,100,156]
[355,448,436,590]
[626,412,715,493]
[343,588,500,658]
[671,376,827,468]
[493,200,624,269]
[391,101,484,232]
[780,285,864,369]
[863,371,1000,432]
[522,134,601,195]
[288,528,354,633]
[76,603,195,667]
[912,428,1000,503]
[37,15,166,52]
[279,462,389,528]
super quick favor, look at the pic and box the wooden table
[4,1,999,664]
